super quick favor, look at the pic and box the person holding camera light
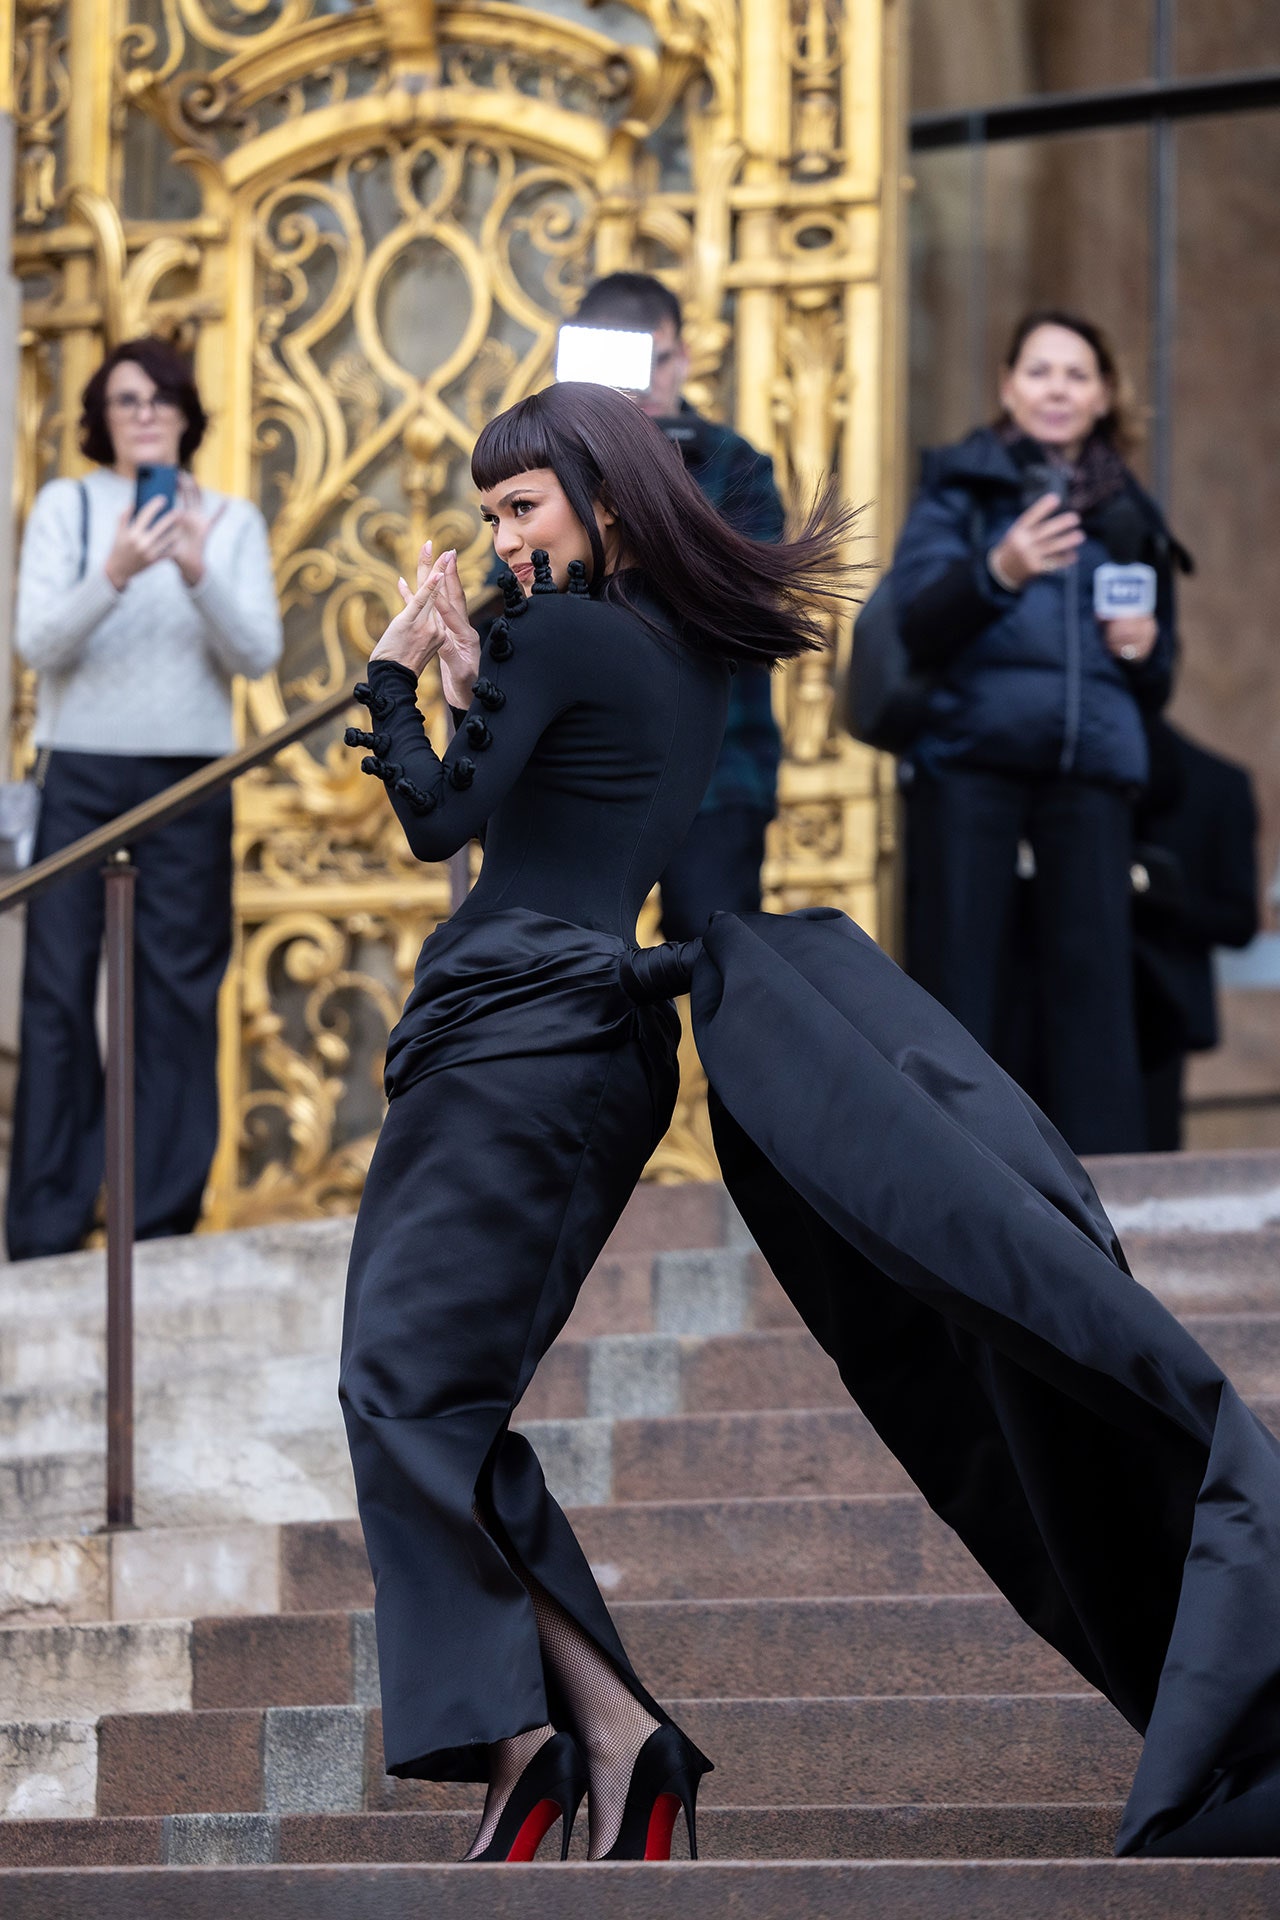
[6,336,282,1260]
[567,274,786,942]
[892,310,1188,1155]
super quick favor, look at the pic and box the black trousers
[6,750,232,1260]
[905,765,1145,1156]
[659,803,769,943]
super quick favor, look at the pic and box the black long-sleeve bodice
[360,587,730,940]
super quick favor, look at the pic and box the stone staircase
[3,1155,1280,1915]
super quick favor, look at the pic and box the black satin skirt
[345,899,1280,1850]
[340,909,687,1782]
[685,909,1280,1858]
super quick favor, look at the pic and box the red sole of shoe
[506,1798,562,1862]
[644,1792,681,1861]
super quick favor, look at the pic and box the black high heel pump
[598,1724,711,1861]
[465,1731,588,1863]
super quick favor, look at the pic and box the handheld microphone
[1093,494,1156,619]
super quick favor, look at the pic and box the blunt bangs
[472,392,564,493]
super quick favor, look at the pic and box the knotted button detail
[360,756,403,785]
[488,618,514,663]
[464,716,492,750]
[352,680,394,720]
[473,677,506,711]
[345,726,389,755]
[531,549,557,594]
[498,569,527,617]
[395,777,436,815]
[567,560,590,598]
[448,757,476,790]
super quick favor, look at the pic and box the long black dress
[345,577,1280,1858]
[340,578,728,1783]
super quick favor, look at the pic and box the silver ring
[1120,644,1137,661]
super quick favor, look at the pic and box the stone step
[0,1518,349,1629]
[0,1801,1123,1864]
[1,1619,194,1720]
[0,1354,346,1460]
[0,1594,1080,1722]
[0,1241,794,1379]
[72,1693,1137,1819]
[0,1493,990,1628]
[613,1407,912,1500]
[4,1693,1137,1823]
[9,1320,1280,1543]
[0,1424,355,1540]
[8,1859,1280,1920]
[1090,1146,1280,1231]
[1179,1314,1280,1393]
[1126,1231,1280,1313]
[574,1495,990,1604]
[0,1326,879,1460]
[7,1183,1279,1398]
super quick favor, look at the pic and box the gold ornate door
[9,0,906,1226]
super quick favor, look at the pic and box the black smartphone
[1020,461,1070,510]
[135,463,179,518]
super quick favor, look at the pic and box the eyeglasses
[106,391,183,418]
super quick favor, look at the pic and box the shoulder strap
[76,480,89,582]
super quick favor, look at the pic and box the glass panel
[1176,4,1280,77]
[911,0,1152,116]
[909,128,1152,484]
[1169,110,1280,891]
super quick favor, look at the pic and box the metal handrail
[0,683,355,915]
[0,680,357,1528]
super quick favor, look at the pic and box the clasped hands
[369,543,481,710]
[989,493,1158,666]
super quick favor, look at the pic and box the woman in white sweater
[7,336,282,1259]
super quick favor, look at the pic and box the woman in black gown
[340,381,849,1862]
[345,380,1280,1865]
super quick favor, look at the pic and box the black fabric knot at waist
[619,939,703,1005]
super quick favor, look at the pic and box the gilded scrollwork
[12,0,72,228]
[10,0,903,1219]
[792,0,842,179]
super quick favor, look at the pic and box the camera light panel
[555,326,654,392]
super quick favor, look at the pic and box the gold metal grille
[9,0,906,1221]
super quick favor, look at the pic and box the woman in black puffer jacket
[895,310,1187,1155]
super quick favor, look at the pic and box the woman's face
[103,360,185,474]
[999,324,1112,460]
[479,467,618,592]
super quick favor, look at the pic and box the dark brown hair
[79,337,208,467]
[576,272,683,336]
[471,383,858,667]
[1002,308,1138,456]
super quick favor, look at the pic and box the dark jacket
[894,427,1182,789]
[1133,720,1258,1057]
[658,402,784,816]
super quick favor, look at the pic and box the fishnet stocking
[466,1496,659,1858]
[526,1579,660,1859]
[463,1723,556,1859]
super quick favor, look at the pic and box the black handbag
[846,496,986,755]
[845,572,939,754]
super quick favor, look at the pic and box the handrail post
[103,848,136,1531]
